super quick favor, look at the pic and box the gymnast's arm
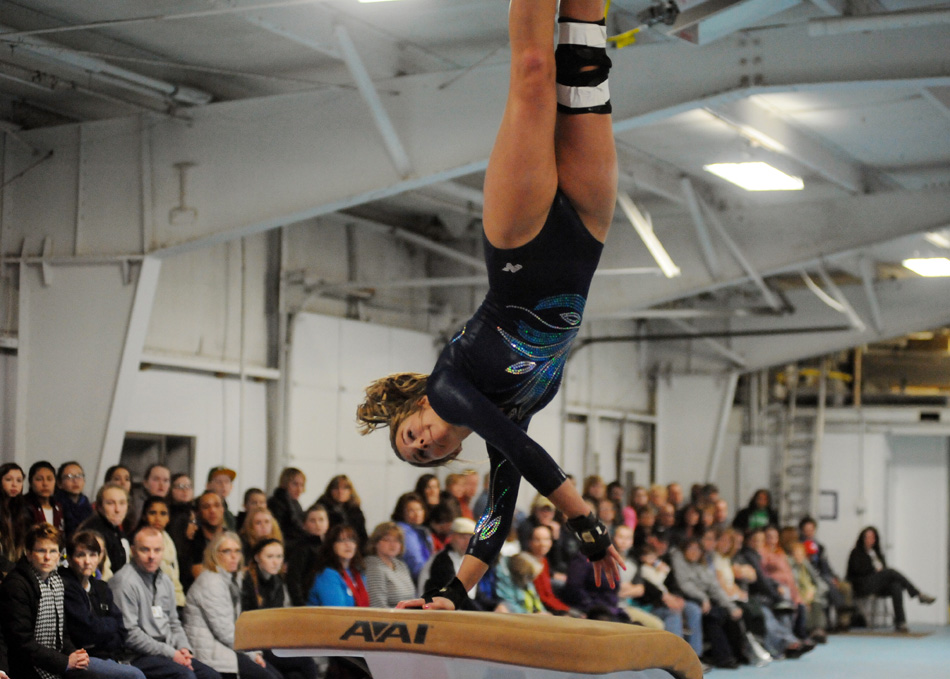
[430,369,622,582]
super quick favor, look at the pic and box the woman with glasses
[364,522,416,608]
[184,532,280,679]
[54,462,93,539]
[306,524,367,607]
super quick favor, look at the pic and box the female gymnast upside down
[357,0,622,611]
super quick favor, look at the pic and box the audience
[24,462,66,535]
[61,530,146,679]
[846,525,935,633]
[55,462,93,538]
[363,522,416,609]
[80,482,131,578]
[267,468,307,546]
[307,524,367,607]
[129,464,171,530]
[184,532,276,679]
[1,455,937,676]
[110,527,221,679]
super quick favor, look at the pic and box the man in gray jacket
[110,527,221,679]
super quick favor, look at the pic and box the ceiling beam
[710,98,866,193]
[666,0,803,46]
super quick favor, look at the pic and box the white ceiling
[2,0,949,372]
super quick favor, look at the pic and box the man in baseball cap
[206,466,237,531]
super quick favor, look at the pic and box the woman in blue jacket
[307,525,367,607]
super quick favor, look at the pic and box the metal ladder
[778,362,827,524]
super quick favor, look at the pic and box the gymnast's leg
[481,0,560,250]
[555,0,618,243]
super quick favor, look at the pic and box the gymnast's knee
[555,17,612,115]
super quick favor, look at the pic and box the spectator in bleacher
[788,541,829,642]
[517,495,569,576]
[239,508,283,562]
[363,522,416,608]
[711,500,730,532]
[760,526,805,634]
[522,524,572,615]
[612,525,665,630]
[671,536,745,669]
[188,491,227,582]
[111,527,221,679]
[205,467,237,532]
[846,526,935,633]
[458,470,479,520]
[596,497,618,531]
[61,530,146,679]
[1,462,28,576]
[580,475,606,504]
[647,484,668,512]
[562,524,637,624]
[235,488,267,532]
[267,468,307,546]
[418,518,477,609]
[799,516,852,629]
[442,474,470,520]
[494,551,546,614]
[285,505,328,606]
[315,475,367,548]
[656,503,677,533]
[628,485,649,517]
[307,524,367,607]
[732,489,778,533]
[167,475,195,544]
[426,501,458,553]
[128,464,171,530]
[80,482,131,577]
[242,540,319,679]
[103,466,132,495]
[390,492,432,582]
[0,523,93,679]
[137,496,186,608]
[671,504,701,549]
[184,532,277,679]
[666,482,685,510]
[55,462,93,539]
[413,474,441,519]
[638,533,703,658]
[633,506,655,548]
[24,461,66,534]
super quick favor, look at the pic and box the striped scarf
[32,568,65,679]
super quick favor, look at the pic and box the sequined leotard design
[427,190,603,564]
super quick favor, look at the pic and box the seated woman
[242,539,319,679]
[54,462,93,539]
[846,526,935,632]
[0,462,29,577]
[61,531,146,679]
[670,537,745,669]
[495,552,547,614]
[268,467,308,547]
[0,523,141,679]
[363,522,417,608]
[413,474,441,519]
[285,504,328,606]
[522,524,572,615]
[136,496,185,608]
[315,475,367,549]
[239,507,284,561]
[389,493,433,583]
[184,532,279,679]
[307,524,368,607]
[24,461,66,534]
[788,541,829,642]
[79,483,130,578]
[759,525,806,638]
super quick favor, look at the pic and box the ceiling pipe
[0,24,212,106]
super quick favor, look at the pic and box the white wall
[887,435,948,624]
[124,369,268,502]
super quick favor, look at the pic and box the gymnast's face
[396,396,466,465]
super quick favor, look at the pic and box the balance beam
[235,608,702,679]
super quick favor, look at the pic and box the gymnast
[357,0,622,611]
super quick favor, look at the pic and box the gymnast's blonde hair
[357,372,444,465]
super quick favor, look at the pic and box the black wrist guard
[422,576,468,611]
[567,512,611,562]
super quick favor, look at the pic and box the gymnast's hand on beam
[396,596,455,611]
[592,544,625,589]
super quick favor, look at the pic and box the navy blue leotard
[427,190,603,566]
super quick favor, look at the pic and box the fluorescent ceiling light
[903,258,950,277]
[703,162,804,191]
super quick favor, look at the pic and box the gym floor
[726,625,950,677]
